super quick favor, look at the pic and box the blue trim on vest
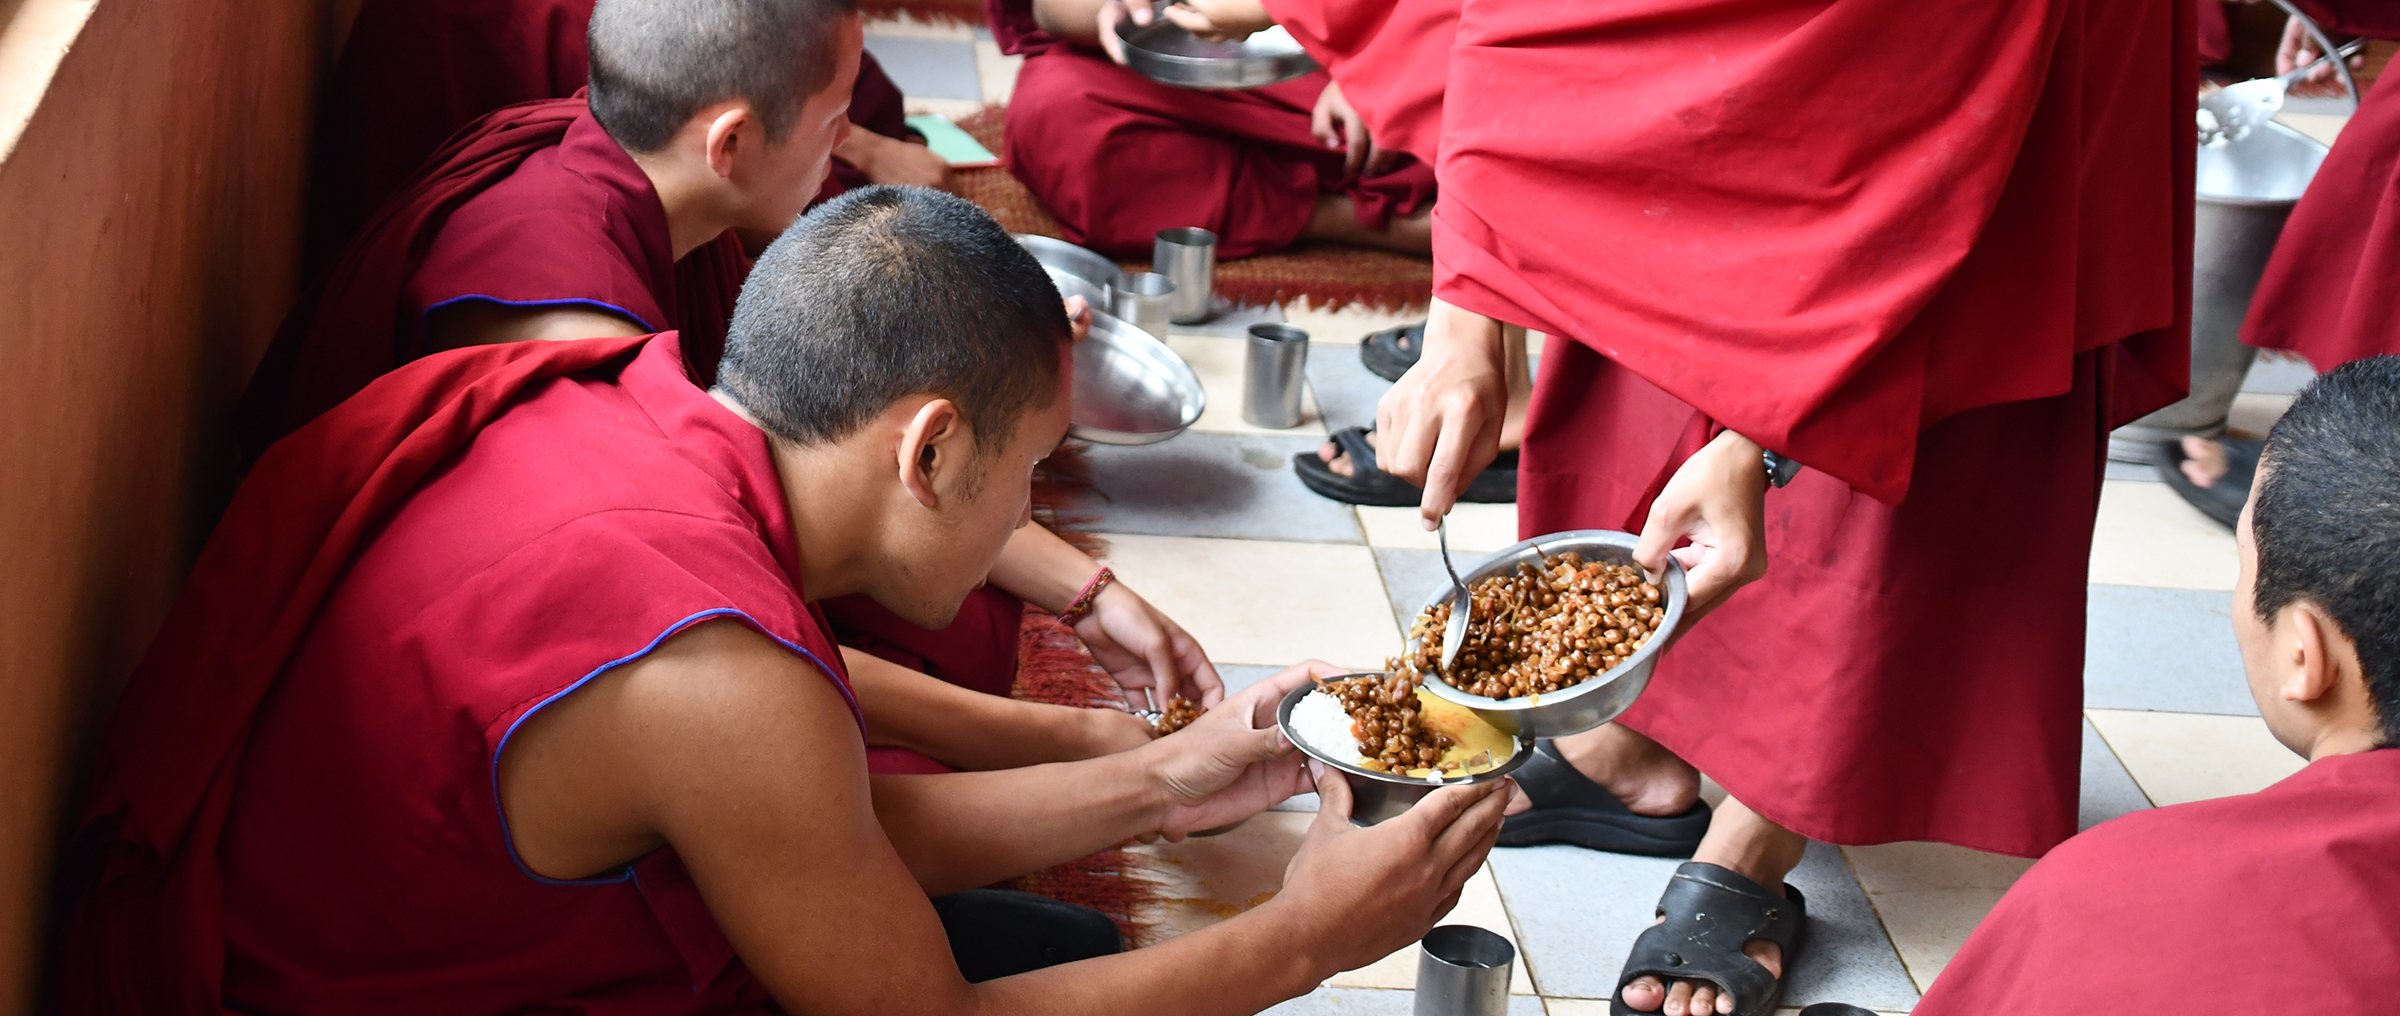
[422,294,658,332]
[488,606,858,887]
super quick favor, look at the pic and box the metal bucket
[2110,120,2330,463]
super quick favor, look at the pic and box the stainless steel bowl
[1413,530,1689,740]
[1073,311,1205,444]
[1115,21,1320,90]
[1276,678,1532,826]
[1015,233,1120,293]
[2197,119,2328,206]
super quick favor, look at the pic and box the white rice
[1288,688,1365,765]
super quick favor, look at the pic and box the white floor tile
[1328,864,1537,994]
[1281,300,1427,346]
[1099,534,1401,669]
[1170,334,1330,438]
[2087,480,2238,590]
[2084,708,2306,806]
[1127,810,1312,942]
[1842,842,2036,993]
[2226,391,2295,439]
[1354,502,1520,553]
[973,37,1021,105]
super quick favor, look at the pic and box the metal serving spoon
[2200,38,2363,146]
[1437,518,1472,674]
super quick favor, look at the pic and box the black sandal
[2159,436,2259,530]
[1496,740,1711,857]
[1293,426,1518,506]
[1611,863,1806,1016]
[932,888,1122,982]
[1360,322,1425,382]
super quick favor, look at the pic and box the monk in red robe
[241,0,1221,778]
[1175,0,2194,1010]
[1913,357,2400,1013]
[2168,1,2397,523]
[53,186,1517,1014]
[307,0,944,267]
[986,0,1436,259]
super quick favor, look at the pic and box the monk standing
[986,0,1436,259]
[1174,0,2195,1011]
[54,187,1516,1013]
[1913,357,2400,1013]
[244,0,1219,777]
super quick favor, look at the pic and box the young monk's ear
[703,106,752,181]
[896,398,966,510]
[2280,602,2344,705]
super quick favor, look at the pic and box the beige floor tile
[1328,863,1536,994]
[1100,534,1401,669]
[1354,503,1521,553]
[973,38,1021,106]
[903,96,984,120]
[1842,842,2036,993]
[2277,111,2348,146]
[2085,708,2305,807]
[862,12,975,39]
[2226,391,2296,439]
[1169,334,1330,437]
[1540,999,1611,1014]
[1280,299,1428,346]
[1126,810,1312,943]
[2087,479,2237,590]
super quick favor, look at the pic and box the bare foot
[2179,434,2229,488]
[1619,799,1808,1015]
[1549,723,1700,817]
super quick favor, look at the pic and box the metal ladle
[2199,37,2363,146]
[1438,519,1471,673]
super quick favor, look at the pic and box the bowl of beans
[1276,673,1532,825]
[1403,530,1688,740]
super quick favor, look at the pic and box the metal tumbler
[1109,271,1175,340]
[1153,226,1218,324]
[1414,925,1514,1016]
[1242,323,1309,429]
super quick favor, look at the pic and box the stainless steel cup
[1243,323,1309,429]
[1414,925,1514,1016]
[1108,271,1176,340]
[1153,227,1218,324]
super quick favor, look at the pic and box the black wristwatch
[1762,449,1802,488]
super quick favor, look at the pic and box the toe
[1687,984,1716,1016]
[1663,979,1696,1016]
[1621,975,1666,1012]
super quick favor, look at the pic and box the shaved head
[587,0,860,153]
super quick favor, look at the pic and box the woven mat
[860,0,986,25]
[953,106,1434,313]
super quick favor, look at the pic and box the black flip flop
[1610,863,1806,1016]
[1496,740,1711,856]
[1360,322,1426,382]
[1293,426,1518,507]
[932,888,1122,982]
[1796,1006,1876,1016]
[2159,436,2260,530]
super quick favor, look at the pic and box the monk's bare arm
[1030,0,1112,45]
[842,647,1153,769]
[425,299,652,351]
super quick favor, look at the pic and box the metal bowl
[1115,21,1319,90]
[1276,678,1533,826]
[2197,119,2327,207]
[1073,311,1205,444]
[1016,234,1120,291]
[1413,530,1689,741]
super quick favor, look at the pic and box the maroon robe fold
[988,0,1435,259]
[1913,749,2400,1012]
[1300,0,2193,855]
[310,0,908,267]
[2243,2,2400,370]
[57,334,862,1014]
[1262,0,1458,164]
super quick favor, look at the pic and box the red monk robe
[57,334,850,1013]
[2243,1,2400,370]
[309,0,908,265]
[1911,748,2400,1011]
[988,0,1435,258]
[1293,0,2193,855]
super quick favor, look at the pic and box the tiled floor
[874,16,2333,1013]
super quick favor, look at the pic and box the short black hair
[2252,355,2400,744]
[717,185,1070,460]
[587,0,858,154]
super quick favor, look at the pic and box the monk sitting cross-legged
[1909,357,2400,1013]
[242,0,1222,779]
[987,0,1435,259]
[52,187,1518,1015]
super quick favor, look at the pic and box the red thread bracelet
[1057,566,1115,625]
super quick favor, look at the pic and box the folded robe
[2243,0,2400,370]
[1913,749,2400,1013]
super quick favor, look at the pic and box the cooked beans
[1403,552,1663,700]
[1324,672,1454,772]
[1154,696,1203,736]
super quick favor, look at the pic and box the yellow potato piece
[1414,689,1516,775]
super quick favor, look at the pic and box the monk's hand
[1065,294,1092,342]
[1161,0,1274,43]
[1632,429,1769,623]
[1140,661,1341,838]
[2275,15,2361,93]
[836,127,951,191]
[1074,581,1225,710]
[1376,298,1509,529]
[1267,762,1513,972]
[1097,0,1153,64]
[1311,81,1376,175]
